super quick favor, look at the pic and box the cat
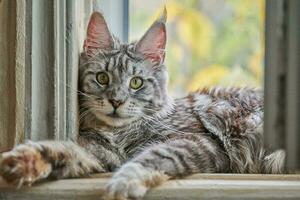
[0,9,285,200]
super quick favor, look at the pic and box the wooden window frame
[264,0,300,171]
[0,0,26,152]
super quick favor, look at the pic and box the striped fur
[0,10,285,200]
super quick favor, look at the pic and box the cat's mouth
[107,112,131,119]
[94,110,138,127]
[107,112,121,118]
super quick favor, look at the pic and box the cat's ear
[83,12,114,55]
[135,7,167,64]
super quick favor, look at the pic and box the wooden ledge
[1,173,300,200]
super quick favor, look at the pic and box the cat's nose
[108,99,123,109]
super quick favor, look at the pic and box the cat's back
[189,87,263,114]
[172,87,263,137]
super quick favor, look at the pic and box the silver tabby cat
[0,9,285,200]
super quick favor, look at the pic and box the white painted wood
[25,0,88,140]
[0,174,300,200]
[28,0,56,140]
[65,0,79,140]
[54,0,67,140]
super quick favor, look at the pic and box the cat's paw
[106,177,147,200]
[105,162,169,200]
[0,144,52,186]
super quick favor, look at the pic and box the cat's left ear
[135,7,167,64]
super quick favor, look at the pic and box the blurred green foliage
[130,0,265,96]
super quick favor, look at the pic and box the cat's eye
[96,72,109,85]
[130,77,143,90]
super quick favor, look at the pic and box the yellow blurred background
[130,0,265,97]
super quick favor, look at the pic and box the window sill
[0,173,300,200]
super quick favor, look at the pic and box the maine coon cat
[0,9,285,200]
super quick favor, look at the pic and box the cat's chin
[95,113,139,127]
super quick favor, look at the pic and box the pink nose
[108,99,123,109]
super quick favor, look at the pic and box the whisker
[141,118,161,136]
[79,109,92,123]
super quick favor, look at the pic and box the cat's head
[79,9,173,127]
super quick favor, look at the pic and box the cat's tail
[262,149,286,174]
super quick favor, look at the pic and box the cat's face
[79,11,172,127]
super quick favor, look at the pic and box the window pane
[130,0,265,97]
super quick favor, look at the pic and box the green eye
[130,77,143,90]
[96,72,109,85]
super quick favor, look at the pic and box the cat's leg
[0,141,104,186]
[106,137,229,200]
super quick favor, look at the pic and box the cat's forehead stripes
[105,51,143,76]
[106,56,116,71]
[132,66,137,75]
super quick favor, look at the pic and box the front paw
[105,162,169,200]
[106,177,147,200]
[0,144,51,186]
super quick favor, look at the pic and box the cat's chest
[112,125,164,144]
[166,116,204,135]
[111,116,204,149]
[158,100,206,134]
[108,125,166,157]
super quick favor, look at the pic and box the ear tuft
[135,8,167,64]
[83,12,113,56]
[158,6,167,24]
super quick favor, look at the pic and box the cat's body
[78,87,265,174]
[0,10,284,200]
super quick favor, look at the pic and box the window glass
[130,0,265,97]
